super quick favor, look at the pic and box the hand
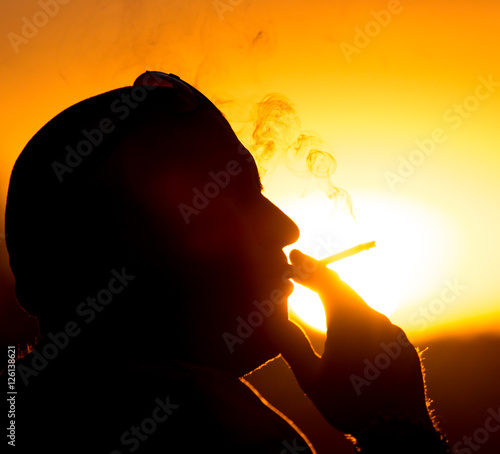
[275,250,433,436]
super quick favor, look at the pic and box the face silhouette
[98,111,300,372]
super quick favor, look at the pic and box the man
[4,72,449,452]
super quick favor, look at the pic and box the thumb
[289,249,339,292]
[289,249,369,323]
[289,249,340,322]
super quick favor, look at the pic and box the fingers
[289,249,335,289]
[287,250,430,430]
[289,249,371,324]
[289,249,395,353]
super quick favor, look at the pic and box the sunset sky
[1,0,499,343]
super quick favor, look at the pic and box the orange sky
[1,0,500,342]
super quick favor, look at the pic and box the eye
[243,175,264,205]
[226,160,263,204]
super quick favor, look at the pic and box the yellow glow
[1,0,500,341]
[265,175,457,333]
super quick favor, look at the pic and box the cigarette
[319,241,376,265]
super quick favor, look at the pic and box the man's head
[6,72,299,374]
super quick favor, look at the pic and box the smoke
[238,93,352,213]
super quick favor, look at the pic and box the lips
[281,274,295,296]
[260,262,295,295]
[261,259,293,279]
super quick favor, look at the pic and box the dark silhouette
[3,72,450,453]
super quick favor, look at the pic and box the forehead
[136,106,259,174]
[99,110,263,205]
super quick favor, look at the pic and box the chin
[228,321,286,376]
[240,348,282,377]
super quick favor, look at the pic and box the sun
[275,190,454,333]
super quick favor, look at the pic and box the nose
[260,197,300,247]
